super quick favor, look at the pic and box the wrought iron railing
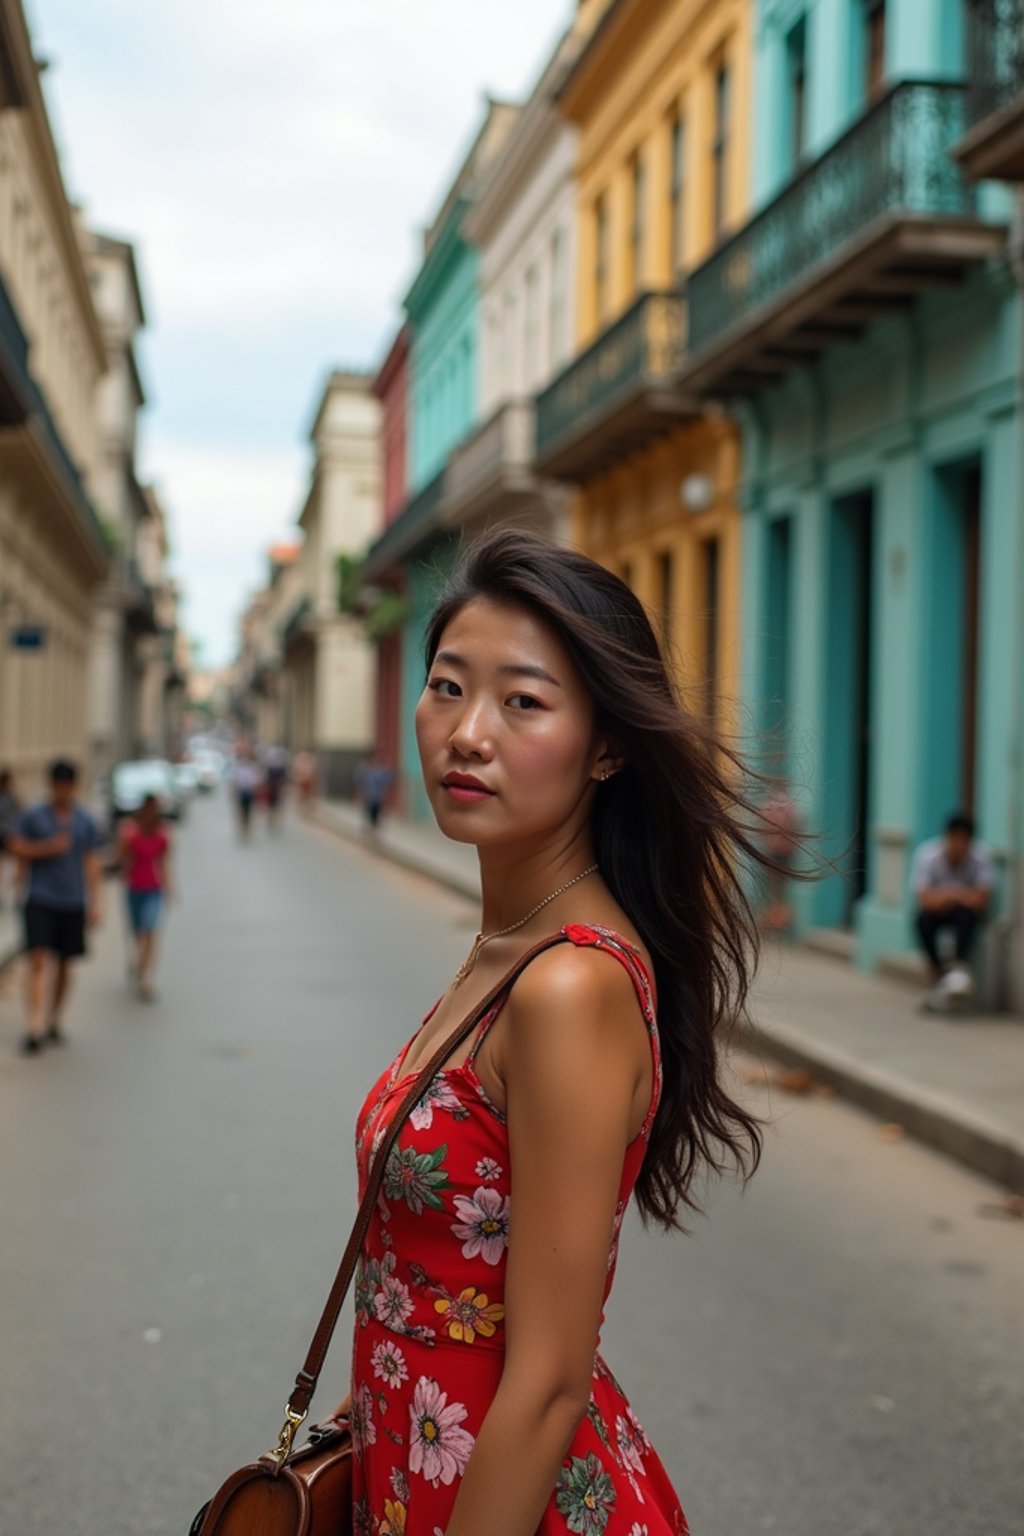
[362,467,448,577]
[446,400,533,511]
[687,82,976,357]
[965,0,1024,128]
[535,291,687,462]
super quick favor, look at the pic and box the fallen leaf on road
[975,1195,1024,1221]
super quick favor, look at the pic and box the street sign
[10,625,46,651]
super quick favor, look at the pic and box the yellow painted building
[536,0,752,722]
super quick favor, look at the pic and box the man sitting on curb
[910,811,993,1012]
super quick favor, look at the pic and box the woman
[340,530,769,1536]
[120,793,172,1000]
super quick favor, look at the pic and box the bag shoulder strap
[283,929,571,1426]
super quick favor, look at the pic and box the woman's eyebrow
[434,649,560,688]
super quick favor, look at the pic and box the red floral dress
[351,922,689,1536]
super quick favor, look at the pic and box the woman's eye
[427,678,460,698]
[507,694,542,711]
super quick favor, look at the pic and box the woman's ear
[591,745,627,784]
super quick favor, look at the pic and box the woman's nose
[448,701,494,760]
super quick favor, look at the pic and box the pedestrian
[354,752,393,831]
[293,748,317,812]
[329,530,771,1536]
[0,766,22,909]
[757,778,802,932]
[231,748,261,840]
[262,742,290,829]
[911,810,993,1011]
[119,793,173,1001]
[7,759,104,1055]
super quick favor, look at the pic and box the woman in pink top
[119,794,173,1000]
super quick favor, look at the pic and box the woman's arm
[444,946,646,1536]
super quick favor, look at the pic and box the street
[2,795,1022,1536]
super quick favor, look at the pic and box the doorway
[922,459,982,835]
[824,490,876,926]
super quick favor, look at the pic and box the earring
[601,769,611,782]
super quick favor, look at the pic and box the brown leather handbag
[190,934,569,1535]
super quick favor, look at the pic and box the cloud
[28,0,573,662]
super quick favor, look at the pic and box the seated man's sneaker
[944,966,973,999]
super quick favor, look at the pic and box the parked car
[190,747,226,793]
[107,759,185,829]
[173,760,201,800]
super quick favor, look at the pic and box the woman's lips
[441,777,495,804]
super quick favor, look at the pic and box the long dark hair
[426,528,774,1232]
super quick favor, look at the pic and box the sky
[29,0,573,666]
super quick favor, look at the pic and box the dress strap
[465,921,659,1071]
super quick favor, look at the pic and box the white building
[281,372,381,796]
[83,230,160,786]
[450,29,581,543]
[0,0,109,793]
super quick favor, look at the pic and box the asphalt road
[1,795,1022,1535]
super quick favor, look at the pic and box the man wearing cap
[8,759,105,1055]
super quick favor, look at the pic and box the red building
[370,325,410,802]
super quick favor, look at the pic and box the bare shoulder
[502,940,648,1069]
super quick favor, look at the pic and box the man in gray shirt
[910,811,993,1007]
[7,759,104,1055]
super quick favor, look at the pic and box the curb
[314,801,1024,1196]
[737,1015,1024,1196]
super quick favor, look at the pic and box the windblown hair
[426,528,775,1231]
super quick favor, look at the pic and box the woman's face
[415,598,609,849]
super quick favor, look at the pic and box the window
[786,18,807,169]
[594,192,610,324]
[864,0,886,102]
[668,111,686,275]
[629,149,646,293]
[549,227,567,370]
[702,537,720,719]
[658,549,675,648]
[711,61,731,241]
[524,264,539,390]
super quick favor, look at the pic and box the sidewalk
[315,798,1024,1195]
[0,905,19,974]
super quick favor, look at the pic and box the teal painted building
[682,0,1024,1005]
[363,102,519,822]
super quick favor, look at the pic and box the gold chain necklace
[454,864,600,984]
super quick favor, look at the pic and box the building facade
[84,230,160,786]
[535,0,754,727]
[362,102,518,822]
[0,0,109,794]
[368,327,410,793]
[681,0,1021,1000]
[282,372,381,797]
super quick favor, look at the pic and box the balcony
[0,274,32,426]
[682,82,1006,397]
[955,0,1024,180]
[534,291,694,480]
[443,401,538,527]
[362,468,448,581]
[116,557,159,634]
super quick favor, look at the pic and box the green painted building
[681,0,1024,1004]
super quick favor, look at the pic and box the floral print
[409,1376,475,1487]
[433,1286,504,1344]
[450,1185,510,1264]
[372,1340,409,1389]
[351,923,688,1535]
[410,1077,468,1132]
[556,1452,617,1535]
[383,1143,451,1216]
